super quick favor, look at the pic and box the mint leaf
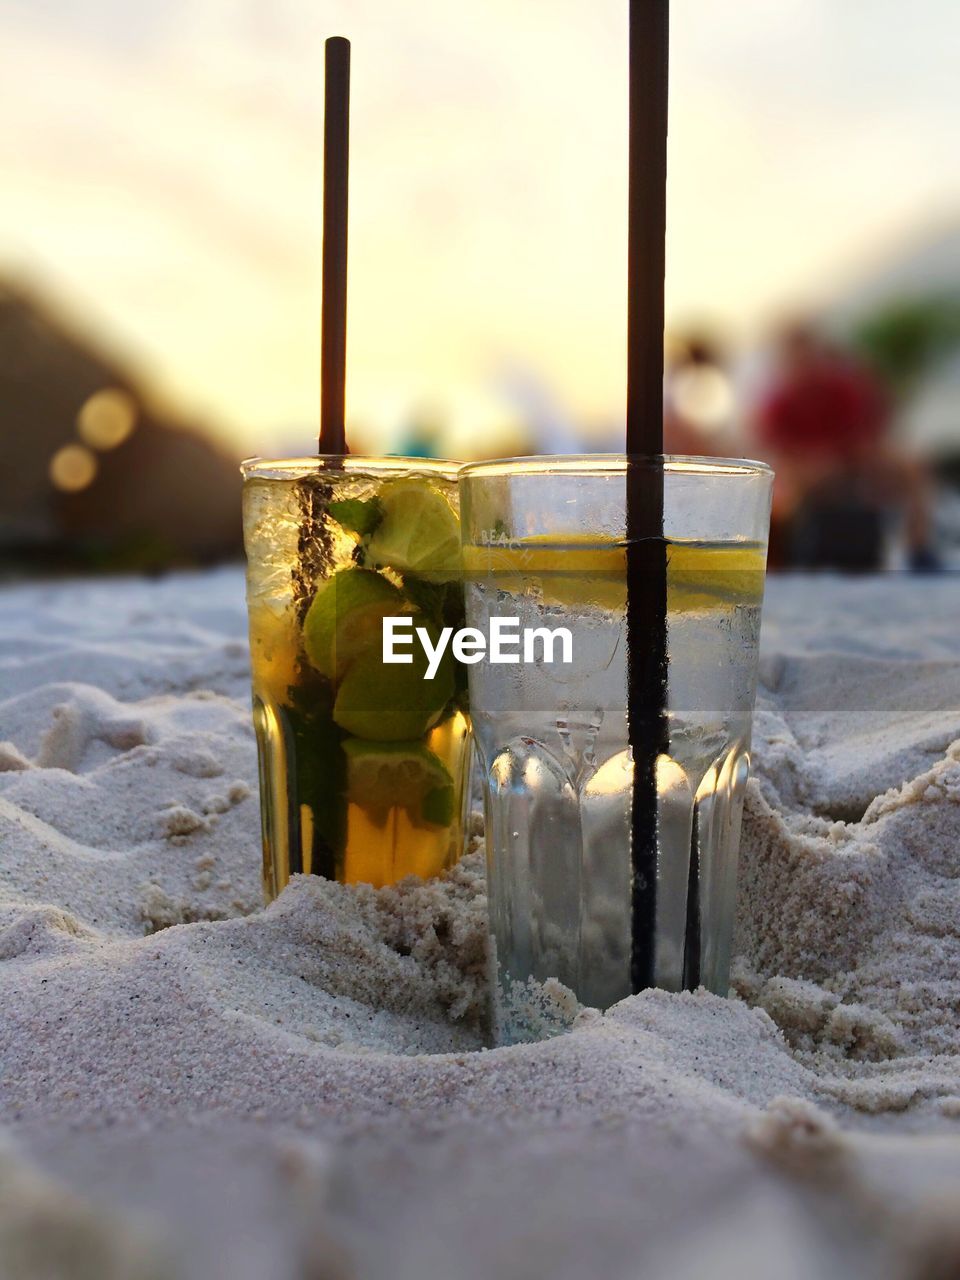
[328,496,384,538]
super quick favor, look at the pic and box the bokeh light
[76,388,138,451]
[49,444,98,492]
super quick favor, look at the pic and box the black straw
[320,36,350,454]
[625,0,670,992]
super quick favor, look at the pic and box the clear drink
[459,457,772,1043]
[242,457,470,897]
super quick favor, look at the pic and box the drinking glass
[459,455,773,1042]
[242,457,470,898]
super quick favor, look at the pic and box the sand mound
[1,569,959,1278]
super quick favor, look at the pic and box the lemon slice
[462,536,765,613]
[344,738,455,829]
[462,536,625,609]
[667,541,767,611]
[364,480,461,582]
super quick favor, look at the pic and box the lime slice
[344,738,455,829]
[303,568,404,678]
[332,613,454,740]
[364,480,460,583]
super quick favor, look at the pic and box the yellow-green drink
[242,458,469,897]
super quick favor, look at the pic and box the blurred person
[753,322,939,572]
[664,332,738,457]
[494,364,583,455]
[393,404,444,459]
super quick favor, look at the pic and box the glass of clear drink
[242,457,470,898]
[459,456,773,1043]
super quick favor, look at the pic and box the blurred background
[1,0,958,574]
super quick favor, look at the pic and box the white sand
[1,569,960,1279]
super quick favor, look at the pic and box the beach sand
[1,569,959,1279]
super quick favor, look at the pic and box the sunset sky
[1,0,958,453]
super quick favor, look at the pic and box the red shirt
[759,357,886,461]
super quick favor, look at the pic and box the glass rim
[240,455,461,481]
[458,454,773,480]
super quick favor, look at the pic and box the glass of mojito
[459,456,773,1042]
[241,457,470,897]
